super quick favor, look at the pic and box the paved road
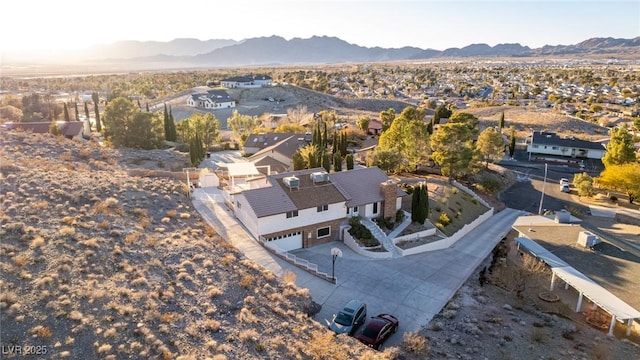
[191,188,524,348]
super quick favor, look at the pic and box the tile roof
[249,135,305,161]
[329,167,406,207]
[531,131,606,151]
[243,167,347,218]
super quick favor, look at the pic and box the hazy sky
[2,0,638,52]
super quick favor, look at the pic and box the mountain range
[3,36,639,70]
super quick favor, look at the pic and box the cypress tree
[168,106,177,142]
[322,151,331,173]
[163,103,170,140]
[411,183,429,224]
[346,153,354,170]
[92,93,101,132]
[63,102,70,122]
[340,132,348,157]
[74,102,80,121]
[145,102,150,112]
[509,128,516,158]
[498,111,505,129]
[332,132,337,154]
[333,152,342,172]
[84,102,90,121]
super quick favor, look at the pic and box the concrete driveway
[191,189,524,349]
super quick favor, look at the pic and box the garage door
[265,231,302,251]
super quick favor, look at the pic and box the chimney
[379,180,397,219]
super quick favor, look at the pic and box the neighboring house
[233,167,406,250]
[248,135,309,174]
[527,131,606,160]
[2,121,84,140]
[221,75,272,88]
[243,132,309,156]
[512,214,640,336]
[261,114,288,130]
[367,119,382,135]
[186,90,235,109]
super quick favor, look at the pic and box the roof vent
[310,172,330,184]
[283,176,300,189]
[577,231,600,248]
[554,209,571,223]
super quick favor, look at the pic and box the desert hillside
[0,130,379,359]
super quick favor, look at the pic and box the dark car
[356,313,399,350]
[328,299,367,335]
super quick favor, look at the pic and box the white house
[527,131,606,160]
[233,167,406,251]
[186,90,235,109]
[221,75,272,89]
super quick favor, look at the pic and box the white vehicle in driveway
[560,178,569,186]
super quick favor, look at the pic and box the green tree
[603,124,636,167]
[190,133,205,166]
[430,122,475,180]
[356,116,370,132]
[228,110,259,143]
[49,120,62,136]
[168,106,177,141]
[377,110,430,172]
[63,102,70,122]
[274,123,305,133]
[74,102,80,121]
[448,112,479,137]
[177,113,219,148]
[498,111,505,129]
[433,104,452,125]
[299,144,321,169]
[333,152,342,172]
[163,103,177,142]
[322,152,331,173]
[508,127,516,158]
[476,127,505,167]
[102,97,164,149]
[379,108,396,132]
[573,172,594,197]
[597,163,640,204]
[84,101,90,122]
[411,183,429,224]
[292,152,305,171]
[366,149,404,173]
[92,93,101,132]
[345,153,354,170]
[633,117,640,142]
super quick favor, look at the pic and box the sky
[1,0,638,53]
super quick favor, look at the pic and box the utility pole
[538,163,548,215]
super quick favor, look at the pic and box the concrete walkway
[191,188,524,347]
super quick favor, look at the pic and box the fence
[257,236,335,283]
[392,227,437,244]
[396,207,494,256]
[343,230,393,259]
[452,180,492,209]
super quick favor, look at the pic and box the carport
[516,237,640,336]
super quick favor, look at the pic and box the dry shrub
[30,325,52,339]
[239,274,254,288]
[93,197,121,215]
[203,319,221,332]
[207,285,222,298]
[78,147,93,158]
[13,254,29,266]
[306,329,346,359]
[61,216,76,225]
[68,310,84,322]
[221,253,236,265]
[125,232,140,244]
[239,329,259,342]
[59,226,76,237]
[237,308,258,323]
[530,327,549,343]
[166,209,177,218]
[34,201,49,210]
[402,331,430,354]
[179,212,191,219]
[97,343,112,354]
[283,270,297,285]
[60,151,73,161]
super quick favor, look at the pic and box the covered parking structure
[515,237,640,336]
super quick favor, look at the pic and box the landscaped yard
[401,175,491,237]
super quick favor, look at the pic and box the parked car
[356,313,399,350]
[328,299,367,335]
[560,178,569,186]
[560,184,570,193]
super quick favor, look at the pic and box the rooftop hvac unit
[577,231,600,248]
[554,209,571,223]
[310,172,329,184]
[283,176,299,189]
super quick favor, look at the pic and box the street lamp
[330,247,343,284]
[538,163,548,215]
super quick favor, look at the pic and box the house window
[286,210,298,218]
[552,146,559,150]
[317,226,330,238]
[317,205,328,212]
[373,202,378,214]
